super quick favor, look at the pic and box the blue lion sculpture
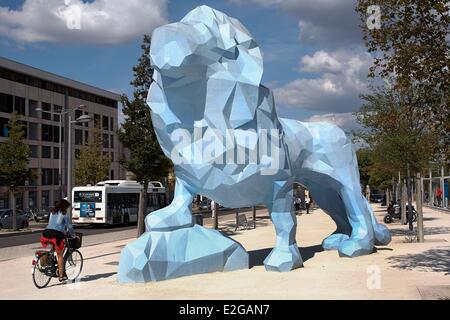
[118,5,391,283]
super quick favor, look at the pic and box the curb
[0,228,44,238]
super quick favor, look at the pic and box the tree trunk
[11,191,17,231]
[252,206,256,228]
[213,201,219,230]
[406,164,413,231]
[416,172,424,242]
[137,185,146,237]
[401,179,407,225]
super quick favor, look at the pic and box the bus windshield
[74,191,103,203]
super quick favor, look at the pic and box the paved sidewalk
[0,204,449,299]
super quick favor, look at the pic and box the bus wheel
[123,214,130,226]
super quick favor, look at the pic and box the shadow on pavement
[80,272,116,282]
[389,227,450,237]
[386,247,450,275]
[248,244,324,268]
[83,251,121,261]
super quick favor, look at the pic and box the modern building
[0,56,126,210]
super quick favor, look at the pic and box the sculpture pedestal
[117,224,249,282]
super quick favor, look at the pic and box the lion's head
[147,5,267,126]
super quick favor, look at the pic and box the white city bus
[71,180,166,225]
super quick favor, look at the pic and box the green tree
[118,35,172,236]
[0,113,33,230]
[355,88,437,175]
[356,0,450,162]
[354,87,437,229]
[356,148,373,188]
[75,128,111,186]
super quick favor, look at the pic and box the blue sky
[0,0,373,131]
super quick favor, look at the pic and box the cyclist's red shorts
[40,236,65,250]
[41,229,65,251]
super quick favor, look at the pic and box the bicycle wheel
[65,249,83,281]
[32,254,53,289]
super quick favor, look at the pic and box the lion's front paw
[322,233,349,251]
[338,238,374,257]
[373,223,391,246]
[263,244,303,272]
[145,206,193,231]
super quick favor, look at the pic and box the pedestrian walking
[305,196,311,214]
[294,197,301,212]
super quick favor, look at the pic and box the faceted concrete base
[117,224,249,282]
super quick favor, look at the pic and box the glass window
[110,117,115,132]
[15,192,23,210]
[110,152,114,162]
[29,145,39,158]
[53,147,59,159]
[41,146,51,159]
[53,105,62,122]
[41,124,53,141]
[28,100,38,117]
[28,191,37,209]
[75,129,83,145]
[110,170,114,180]
[75,109,83,120]
[110,135,114,149]
[94,114,100,128]
[103,133,109,149]
[102,116,109,131]
[42,190,50,208]
[53,169,59,186]
[14,96,25,115]
[53,126,60,143]
[28,122,38,140]
[0,117,9,137]
[75,148,81,159]
[84,111,89,127]
[41,103,51,120]
[0,93,13,113]
[84,130,89,145]
[41,169,53,186]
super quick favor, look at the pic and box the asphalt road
[0,206,266,249]
[0,223,137,248]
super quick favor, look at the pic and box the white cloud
[300,50,342,73]
[307,112,361,133]
[0,0,168,44]
[274,49,372,113]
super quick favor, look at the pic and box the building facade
[0,57,126,210]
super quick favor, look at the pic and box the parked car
[370,193,385,203]
[0,209,29,229]
[34,207,52,222]
[198,201,210,210]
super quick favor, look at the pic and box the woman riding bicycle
[41,199,74,282]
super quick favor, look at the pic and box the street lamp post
[36,105,90,209]
[36,106,67,199]
[67,113,92,220]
